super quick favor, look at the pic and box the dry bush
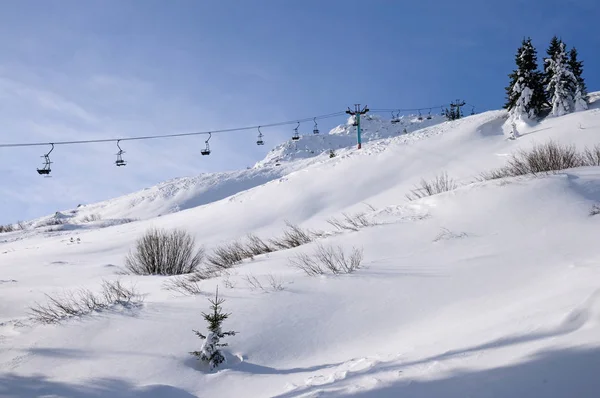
[590,204,600,216]
[125,228,204,275]
[189,266,222,282]
[29,280,141,324]
[583,144,600,166]
[0,224,15,233]
[81,213,102,223]
[163,276,203,296]
[289,244,364,276]
[327,212,372,231]
[406,172,457,201]
[206,241,251,270]
[483,141,591,180]
[245,233,275,256]
[433,227,468,242]
[39,218,66,227]
[243,274,284,292]
[270,222,315,250]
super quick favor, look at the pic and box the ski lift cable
[0,111,346,149]
[369,104,451,113]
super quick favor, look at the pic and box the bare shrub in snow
[289,252,325,276]
[362,202,377,211]
[163,276,203,296]
[0,224,15,233]
[270,222,314,250]
[433,228,468,242]
[189,266,223,282]
[406,172,457,201]
[511,141,583,175]
[243,274,284,292]
[190,288,236,370]
[206,241,251,270]
[483,141,588,180]
[327,212,372,232]
[289,244,364,276]
[222,273,237,289]
[29,280,141,324]
[39,217,66,227]
[81,213,101,223]
[244,233,274,256]
[243,274,265,291]
[125,228,204,275]
[590,204,600,216]
[266,274,284,291]
[583,144,600,166]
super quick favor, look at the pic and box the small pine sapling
[190,287,236,370]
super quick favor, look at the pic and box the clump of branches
[243,274,284,292]
[406,172,457,201]
[0,224,15,233]
[38,217,66,227]
[244,233,275,256]
[433,227,468,242]
[590,204,600,216]
[29,280,142,324]
[482,141,599,180]
[125,228,204,275]
[81,213,102,223]
[270,221,315,250]
[163,276,203,296]
[583,145,600,166]
[206,241,251,270]
[289,243,364,276]
[327,212,373,231]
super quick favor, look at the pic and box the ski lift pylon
[36,143,54,175]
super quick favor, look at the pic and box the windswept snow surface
[2,95,600,397]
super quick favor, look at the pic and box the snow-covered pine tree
[504,38,545,120]
[545,42,578,117]
[543,36,562,105]
[190,288,236,370]
[568,47,589,111]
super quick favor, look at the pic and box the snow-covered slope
[1,95,600,397]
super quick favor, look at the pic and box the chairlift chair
[471,106,475,115]
[256,126,264,145]
[36,143,54,175]
[313,118,319,134]
[292,122,300,140]
[417,110,423,121]
[426,109,432,120]
[391,111,400,124]
[115,140,127,166]
[201,132,212,155]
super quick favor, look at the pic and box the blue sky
[0,0,598,224]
